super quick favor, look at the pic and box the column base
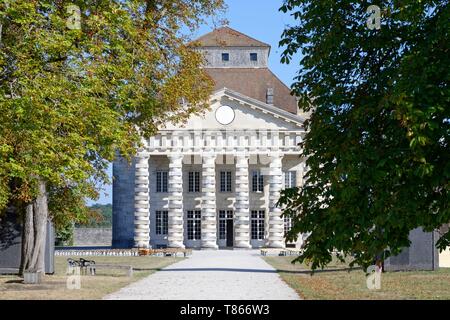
[234,243,252,249]
[266,241,286,249]
[168,244,186,249]
[201,245,219,250]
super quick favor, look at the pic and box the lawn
[264,256,450,300]
[0,256,182,300]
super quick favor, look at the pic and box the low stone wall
[73,228,112,246]
[55,249,138,257]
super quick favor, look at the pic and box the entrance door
[226,219,234,247]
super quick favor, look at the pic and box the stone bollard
[23,270,43,284]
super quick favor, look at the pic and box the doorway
[226,219,234,247]
[219,210,234,248]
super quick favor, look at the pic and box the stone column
[201,154,218,249]
[134,150,150,248]
[168,154,185,248]
[234,154,252,248]
[267,153,285,248]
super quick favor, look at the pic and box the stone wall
[74,228,112,246]
[196,47,270,69]
[0,211,54,274]
[384,228,439,271]
[112,156,136,248]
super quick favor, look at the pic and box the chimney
[266,88,274,105]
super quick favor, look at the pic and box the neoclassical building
[112,27,306,249]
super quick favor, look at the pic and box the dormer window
[250,53,258,61]
[222,53,229,62]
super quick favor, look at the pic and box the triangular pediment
[162,88,305,131]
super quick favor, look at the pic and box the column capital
[168,153,184,164]
[268,153,284,160]
[201,153,217,160]
[136,148,150,159]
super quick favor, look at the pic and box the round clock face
[215,105,235,125]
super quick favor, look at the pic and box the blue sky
[88,0,299,206]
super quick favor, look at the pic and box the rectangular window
[220,171,232,192]
[218,210,233,240]
[250,53,258,61]
[284,216,292,236]
[251,170,264,192]
[222,53,229,61]
[284,171,297,188]
[251,210,265,240]
[187,210,201,240]
[155,210,168,235]
[156,171,168,193]
[188,171,201,193]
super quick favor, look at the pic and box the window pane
[226,171,232,192]
[252,171,258,192]
[220,171,225,192]
[291,172,297,188]
[187,220,194,240]
[163,211,168,235]
[258,174,264,192]
[195,172,200,192]
[219,219,226,239]
[156,211,161,235]
[259,210,265,219]
[188,172,193,192]
[163,172,168,192]
[222,53,229,61]
[250,53,258,61]
[284,216,292,235]
[157,171,168,192]
[251,219,257,240]
[156,172,161,193]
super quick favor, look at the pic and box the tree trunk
[19,178,48,275]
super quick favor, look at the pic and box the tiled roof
[205,68,298,114]
[193,26,271,48]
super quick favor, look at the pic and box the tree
[0,0,225,274]
[278,0,449,270]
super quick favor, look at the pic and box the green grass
[264,256,450,300]
[0,256,182,300]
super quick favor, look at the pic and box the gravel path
[103,249,300,300]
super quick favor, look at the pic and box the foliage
[77,204,113,228]
[278,0,449,270]
[0,1,225,228]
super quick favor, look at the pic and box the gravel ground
[103,249,300,300]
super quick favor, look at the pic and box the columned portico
[115,27,307,251]
[134,149,150,248]
[168,154,185,248]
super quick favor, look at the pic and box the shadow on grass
[276,267,363,275]
[132,266,362,274]
[132,268,165,272]
[5,279,23,284]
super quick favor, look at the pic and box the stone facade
[73,228,112,246]
[111,27,440,272]
[112,27,306,249]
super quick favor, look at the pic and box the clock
[215,105,235,125]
